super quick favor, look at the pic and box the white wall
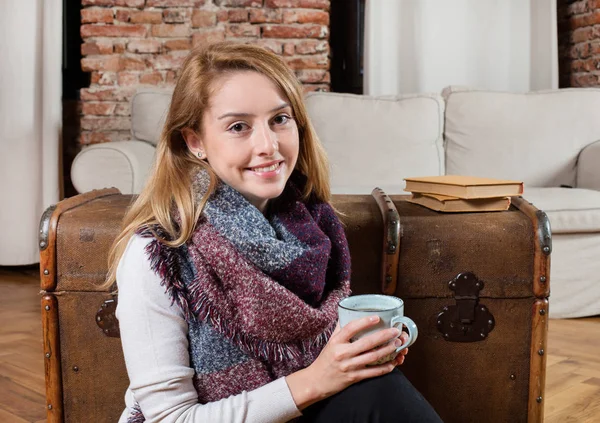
[0,0,62,265]
[364,0,558,95]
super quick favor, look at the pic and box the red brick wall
[79,0,331,145]
[557,0,600,87]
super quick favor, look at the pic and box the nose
[254,122,278,156]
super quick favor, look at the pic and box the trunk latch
[437,272,495,342]
[96,297,120,338]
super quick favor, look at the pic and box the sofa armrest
[577,140,600,191]
[71,140,156,195]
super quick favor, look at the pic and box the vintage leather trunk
[335,189,550,423]
[40,188,549,423]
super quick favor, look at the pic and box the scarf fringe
[139,227,193,321]
[126,403,145,423]
[301,321,337,353]
[139,227,341,363]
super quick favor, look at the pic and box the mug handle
[390,316,418,353]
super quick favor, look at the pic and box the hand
[390,331,410,367]
[286,316,402,410]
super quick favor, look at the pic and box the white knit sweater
[116,235,302,423]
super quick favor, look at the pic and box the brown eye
[272,115,290,125]
[228,122,249,133]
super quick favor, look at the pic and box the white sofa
[72,87,600,319]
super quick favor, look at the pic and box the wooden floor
[1,267,599,423]
[0,266,46,423]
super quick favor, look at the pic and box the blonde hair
[104,42,331,289]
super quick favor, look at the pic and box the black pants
[298,369,443,423]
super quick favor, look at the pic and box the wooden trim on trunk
[510,196,551,299]
[42,294,63,423]
[512,196,550,422]
[39,188,121,291]
[371,188,401,294]
[528,298,549,422]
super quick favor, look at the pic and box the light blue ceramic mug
[338,294,418,365]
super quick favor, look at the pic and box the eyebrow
[217,103,290,120]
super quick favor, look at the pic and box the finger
[390,344,405,366]
[346,337,400,369]
[399,332,409,345]
[351,362,396,381]
[395,333,409,354]
[393,337,406,351]
[337,315,381,342]
[392,354,405,367]
[346,326,400,356]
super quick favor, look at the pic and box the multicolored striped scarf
[127,170,351,421]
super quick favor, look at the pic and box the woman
[108,42,442,423]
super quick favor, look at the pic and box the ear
[181,128,205,157]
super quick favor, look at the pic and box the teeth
[253,163,279,173]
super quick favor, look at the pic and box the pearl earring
[197,151,204,159]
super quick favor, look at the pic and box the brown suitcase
[40,188,549,423]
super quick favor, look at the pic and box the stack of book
[403,175,524,213]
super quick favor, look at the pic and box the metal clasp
[437,272,495,342]
[96,298,120,338]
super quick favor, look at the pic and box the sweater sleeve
[116,234,302,423]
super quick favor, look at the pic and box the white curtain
[0,0,62,265]
[364,0,558,96]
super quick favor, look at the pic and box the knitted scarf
[127,171,351,422]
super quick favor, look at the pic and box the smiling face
[184,71,300,213]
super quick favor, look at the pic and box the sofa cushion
[131,88,173,146]
[524,187,600,234]
[444,86,600,188]
[577,140,600,191]
[305,92,445,195]
[71,140,156,195]
[545,232,600,318]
